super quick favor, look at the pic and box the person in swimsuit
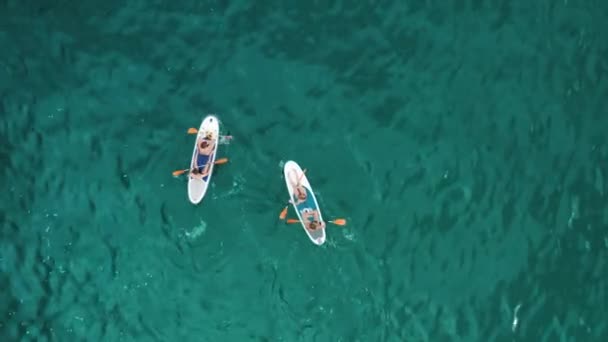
[191,131,216,179]
[289,170,309,205]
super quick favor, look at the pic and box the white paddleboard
[188,115,220,204]
[283,160,326,245]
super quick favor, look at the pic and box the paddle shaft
[286,218,346,226]
[173,158,228,176]
[188,128,232,142]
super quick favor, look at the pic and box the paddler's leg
[200,158,212,177]
[289,170,301,187]
[303,210,318,223]
[300,209,313,223]
[196,153,210,173]
[293,187,307,204]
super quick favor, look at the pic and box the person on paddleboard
[301,208,325,231]
[287,169,326,230]
[288,170,309,205]
[191,131,215,178]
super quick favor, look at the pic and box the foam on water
[184,219,207,240]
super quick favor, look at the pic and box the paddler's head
[200,140,209,148]
[309,220,319,230]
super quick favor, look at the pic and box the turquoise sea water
[1,1,608,341]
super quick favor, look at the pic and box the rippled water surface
[1,1,608,341]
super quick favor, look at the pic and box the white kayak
[283,160,326,245]
[188,115,220,204]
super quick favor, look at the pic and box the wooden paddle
[286,218,347,226]
[172,158,229,176]
[279,168,307,220]
[329,219,347,226]
[188,128,233,142]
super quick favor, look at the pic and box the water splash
[342,228,356,242]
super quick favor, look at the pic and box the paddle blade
[172,169,188,177]
[286,219,300,224]
[214,158,228,165]
[279,206,288,220]
[187,128,198,134]
[330,219,347,226]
